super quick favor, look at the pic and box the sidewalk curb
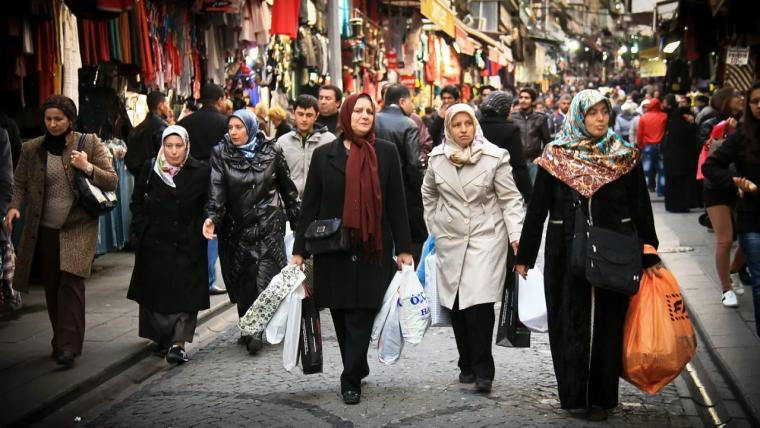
[7,298,234,428]
[679,291,760,426]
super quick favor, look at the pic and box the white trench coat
[421,142,525,310]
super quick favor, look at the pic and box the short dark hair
[441,85,460,100]
[200,84,224,103]
[147,91,166,112]
[519,87,538,101]
[384,84,411,106]
[294,94,319,113]
[319,85,343,103]
[481,85,496,93]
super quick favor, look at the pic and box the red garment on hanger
[136,0,153,83]
[425,34,438,84]
[271,0,300,39]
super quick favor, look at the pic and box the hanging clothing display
[270,0,300,39]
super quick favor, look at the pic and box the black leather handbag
[304,218,350,255]
[570,191,642,296]
[75,134,118,217]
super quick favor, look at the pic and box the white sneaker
[730,273,745,295]
[722,290,739,307]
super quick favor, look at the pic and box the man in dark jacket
[0,110,21,168]
[177,83,229,295]
[125,91,169,176]
[315,85,342,133]
[429,85,459,147]
[178,84,228,162]
[511,87,551,184]
[375,84,426,261]
[479,92,532,202]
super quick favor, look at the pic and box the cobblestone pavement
[91,308,696,427]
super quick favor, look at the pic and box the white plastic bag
[378,295,403,364]
[398,264,430,344]
[266,288,295,344]
[425,254,451,327]
[283,284,306,371]
[517,270,548,333]
[372,274,402,341]
[284,222,294,264]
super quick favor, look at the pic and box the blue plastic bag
[416,236,436,286]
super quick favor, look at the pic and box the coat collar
[431,141,504,201]
[327,137,347,174]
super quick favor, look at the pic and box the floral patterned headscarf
[536,89,639,197]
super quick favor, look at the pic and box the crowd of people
[1,75,759,421]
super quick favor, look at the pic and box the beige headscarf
[443,104,485,167]
[154,125,190,188]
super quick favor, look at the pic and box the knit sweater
[41,154,75,229]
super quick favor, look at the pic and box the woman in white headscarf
[421,103,525,393]
[128,125,211,364]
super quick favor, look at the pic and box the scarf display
[537,89,639,198]
[443,104,485,167]
[228,109,263,160]
[339,93,383,259]
[153,125,190,188]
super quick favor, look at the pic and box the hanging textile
[57,0,82,108]
[271,0,300,39]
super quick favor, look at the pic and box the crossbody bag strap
[76,132,87,152]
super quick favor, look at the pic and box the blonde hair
[254,102,268,121]
[268,105,288,121]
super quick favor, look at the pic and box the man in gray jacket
[375,84,427,262]
[511,87,551,184]
[276,94,336,198]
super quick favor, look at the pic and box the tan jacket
[421,141,524,310]
[10,132,118,291]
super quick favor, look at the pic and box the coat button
[464,219,470,225]
[464,202,469,207]
[351,255,358,262]
[447,217,452,222]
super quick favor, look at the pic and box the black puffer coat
[207,137,300,314]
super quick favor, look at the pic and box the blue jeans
[526,161,538,186]
[208,239,218,289]
[739,232,760,337]
[641,145,665,195]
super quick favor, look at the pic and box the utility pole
[326,0,343,90]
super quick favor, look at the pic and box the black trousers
[40,227,86,355]
[330,308,378,394]
[450,294,495,381]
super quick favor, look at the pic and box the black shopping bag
[496,266,531,348]
[299,297,323,374]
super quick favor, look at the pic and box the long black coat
[207,137,300,307]
[662,107,699,176]
[293,137,412,309]
[516,164,658,410]
[479,115,533,202]
[127,158,211,314]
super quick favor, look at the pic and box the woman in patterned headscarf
[514,90,661,421]
[128,125,210,364]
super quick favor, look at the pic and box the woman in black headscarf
[478,91,532,202]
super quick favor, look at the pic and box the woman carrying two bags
[514,90,661,421]
[421,104,525,393]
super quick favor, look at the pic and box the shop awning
[421,0,456,37]
[456,17,500,50]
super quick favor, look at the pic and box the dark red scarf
[339,93,383,259]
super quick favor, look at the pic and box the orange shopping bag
[622,245,697,394]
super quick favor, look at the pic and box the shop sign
[421,0,456,38]
[399,73,416,90]
[455,26,475,56]
[640,58,667,78]
[726,47,750,66]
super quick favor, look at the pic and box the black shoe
[246,334,263,355]
[166,345,189,364]
[209,286,228,295]
[152,343,169,357]
[587,406,608,421]
[237,335,250,345]
[458,372,476,384]
[342,391,361,405]
[739,264,752,285]
[56,351,75,368]
[474,378,492,393]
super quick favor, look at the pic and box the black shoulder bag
[570,190,642,296]
[75,133,118,217]
[304,218,350,255]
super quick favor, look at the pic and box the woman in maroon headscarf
[292,93,413,405]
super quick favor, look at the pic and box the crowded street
[2,0,760,427]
